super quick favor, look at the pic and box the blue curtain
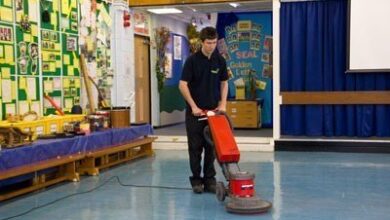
[280,0,390,137]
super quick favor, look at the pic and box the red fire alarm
[123,11,131,28]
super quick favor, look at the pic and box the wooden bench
[0,136,156,201]
[77,137,157,176]
[0,153,83,202]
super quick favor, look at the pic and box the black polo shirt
[181,50,228,110]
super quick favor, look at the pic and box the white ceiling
[135,1,272,24]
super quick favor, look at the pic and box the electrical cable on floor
[0,176,192,220]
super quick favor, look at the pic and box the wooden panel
[129,0,245,7]
[0,154,84,180]
[134,35,151,123]
[281,91,390,105]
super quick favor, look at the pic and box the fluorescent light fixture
[147,8,183,14]
[229,3,240,8]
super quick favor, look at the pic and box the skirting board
[275,139,390,153]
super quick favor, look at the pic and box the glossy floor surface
[1,150,389,220]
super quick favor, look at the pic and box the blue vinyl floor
[1,150,390,220]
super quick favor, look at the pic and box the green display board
[0,0,83,120]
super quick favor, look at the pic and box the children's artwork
[16,0,23,11]
[251,32,260,41]
[261,53,270,63]
[42,31,50,40]
[264,36,273,51]
[71,22,78,31]
[18,56,29,74]
[0,26,13,42]
[250,41,260,50]
[50,32,58,42]
[238,32,250,42]
[66,36,77,51]
[229,43,239,53]
[256,80,267,90]
[252,23,262,32]
[49,53,56,61]
[71,11,78,21]
[225,25,237,36]
[29,43,39,60]
[262,64,273,78]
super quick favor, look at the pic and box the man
[179,27,229,194]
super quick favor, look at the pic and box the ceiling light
[147,8,183,14]
[229,3,240,8]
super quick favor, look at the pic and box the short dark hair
[199,27,218,42]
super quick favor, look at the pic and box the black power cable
[0,176,192,220]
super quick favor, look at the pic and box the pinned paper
[0,45,4,58]
[51,13,58,26]
[1,79,12,102]
[52,0,59,12]
[67,66,74,76]
[0,7,13,22]
[65,98,73,108]
[2,67,11,78]
[63,54,70,64]
[3,0,12,7]
[31,101,41,115]
[28,1,39,22]
[61,17,70,29]
[27,77,37,100]
[53,77,61,89]
[70,0,77,8]
[4,45,14,64]
[75,78,80,87]
[256,80,267,90]
[73,57,79,67]
[62,0,70,15]
[44,80,53,92]
[11,80,16,99]
[63,78,70,88]
[31,24,38,36]
[42,52,50,61]
[19,77,27,89]
[5,103,15,115]
[19,101,30,115]
[49,62,56,72]
[24,34,32,42]
[16,11,23,22]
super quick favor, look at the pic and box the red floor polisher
[203,111,272,214]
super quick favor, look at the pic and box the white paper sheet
[1,79,12,103]
[27,77,37,100]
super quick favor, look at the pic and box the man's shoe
[189,176,203,194]
[192,184,204,194]
[203,178,216,193]
[204,183,216,193]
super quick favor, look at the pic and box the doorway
[134,35,151,124]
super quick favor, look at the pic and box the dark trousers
[185,110,216,185]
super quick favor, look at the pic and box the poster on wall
[134,10,150,36]
[164,53,172,78]
[218,13,273,127]
[173,35,182,60]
